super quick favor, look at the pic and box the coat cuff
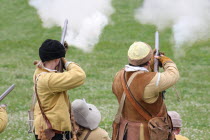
[65,61,74,70]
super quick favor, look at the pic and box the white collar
[43,67,57,72]
[125,65,149,72]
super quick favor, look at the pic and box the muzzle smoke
[29,0,114,52]
[135,0,210,48]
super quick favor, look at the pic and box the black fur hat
[39,39,65,62]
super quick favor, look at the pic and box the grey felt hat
[72,99,101,130]
[168,111,182,128]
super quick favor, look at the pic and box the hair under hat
[39,39,65,62]
[168,111,182,128]
[128,41,152,66]
[72,99,101,130]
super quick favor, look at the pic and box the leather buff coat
[112,59,180,140]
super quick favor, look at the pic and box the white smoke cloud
[29,0,114,52]
[135,0,210,48]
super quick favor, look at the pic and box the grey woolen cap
[168,111,182,128]
[72,99,101,130]
[39,39,65,62]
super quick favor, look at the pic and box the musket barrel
[0,84,15,101]
[155,31,159,56]
[154,31,159,72]
[57,19,69,72]
[60,19,68,45]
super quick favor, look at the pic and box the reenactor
[112,41,180,140]
[72,99,110,140]
[168,111,189,140]
[33,39,86,140]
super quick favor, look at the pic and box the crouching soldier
[33,39,86,140]
[0,104,8,133]
[72,99,110,140]
[168,111,189,140]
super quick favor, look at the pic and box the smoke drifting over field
[135,0,210,48]
[29,0,114,52]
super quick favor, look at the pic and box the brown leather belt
[53,130,69,134]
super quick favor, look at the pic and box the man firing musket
[112,31,180,140]
[0,84,15,133]
[28,20,69,134]
[30,19,86,140]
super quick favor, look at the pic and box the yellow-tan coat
[0,107,8,133]
[33,63,86,136]
[175,135,189,140]
[78,127,110,140]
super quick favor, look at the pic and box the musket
[154,31,169,99]
[0,84,15,101]
[60,19,68,45]
[154,31,159,72]
[28,91,36,133]
[57,19,68,72]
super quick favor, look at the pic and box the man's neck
[144,65,149,70]
[44,62,56,70]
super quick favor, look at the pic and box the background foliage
[0,0,209,139]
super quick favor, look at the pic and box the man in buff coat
[33,39,86,140]
[112,42,180,140]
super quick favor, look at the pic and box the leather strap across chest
[34,74,53,130]
[84,130,91,140]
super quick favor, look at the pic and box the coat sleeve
[39,63,86,93]
[156,62,180,91]
[144,62,180,103]
[0,107,8,133]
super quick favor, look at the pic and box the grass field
[0,0,209,139]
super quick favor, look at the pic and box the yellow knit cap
[128,42,152,65]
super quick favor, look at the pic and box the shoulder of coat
[114,68,124,77]
[92,127,109,136]
[175,135,189,140]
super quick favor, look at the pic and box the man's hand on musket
[61,57,73,70]
[61,57,68,65]
[64,41,69,51]
[150,50,165,71]
[154,55,173,67]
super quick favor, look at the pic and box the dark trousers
[35,131,71,140]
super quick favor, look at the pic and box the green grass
[0,0,209,139]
